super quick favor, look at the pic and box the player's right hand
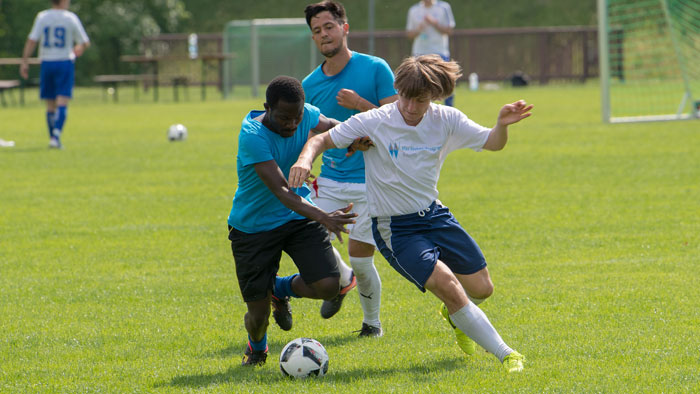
[19,63,29,80]
[289,160,312,189]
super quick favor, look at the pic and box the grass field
[1,83,699,393]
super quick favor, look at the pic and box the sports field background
[1,82,699,393]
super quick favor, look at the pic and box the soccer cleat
[356,323,383,338]
[439,303,475,355]
[271,295,292,331]
[502,351,525,372]
[48,137,62,149]
[320,271,356,319]
[241,342,268,366]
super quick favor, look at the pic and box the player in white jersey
[406,0,455,106]
[289,55,532,372]
[21,0,90,149]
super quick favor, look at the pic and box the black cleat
[320,272,356,319]
[271,295,293,331]
[242,343,268,366]
[356,323,383,338]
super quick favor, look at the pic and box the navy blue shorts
[40,60,74,99]
[372,201,486,292]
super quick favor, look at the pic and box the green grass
[1,83,699,393]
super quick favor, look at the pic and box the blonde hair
[394,55,462,100]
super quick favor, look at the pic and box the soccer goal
[597,0,699,123]
[222,18,318,98]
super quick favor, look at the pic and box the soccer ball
[167,124,187,141]
[279,337,329,378]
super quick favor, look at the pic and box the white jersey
[28,9,89,61]
[406,1,455,57]
[329,102,491,217]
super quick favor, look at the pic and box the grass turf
[1,83,699,393]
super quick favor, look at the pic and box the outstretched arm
[254,160,356,242]
[289,133,338,188]
[482,100,534,151]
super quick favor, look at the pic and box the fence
[138,26,599,87]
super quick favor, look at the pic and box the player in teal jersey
[228,76,358,366]
[303,0,398,337]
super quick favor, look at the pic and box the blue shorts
[372,201,486,292]
[40,60,75,100]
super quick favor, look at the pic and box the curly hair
[266,76,305,108]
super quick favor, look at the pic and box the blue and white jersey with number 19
[28,9,89,61]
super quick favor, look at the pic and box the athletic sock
[468,295,485,305]
[274,274,300,299]
[54,106,67,137]
[449,302,513,362]
[350,256,381,327]
[248,333,267,352]
[332,246,354,287]
[46,111,56,138]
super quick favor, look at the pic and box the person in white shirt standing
[406,0,455,106]
[20,0,89,149]
[289,55,532,372]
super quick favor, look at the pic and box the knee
[245,305,270,329]
[470,282,494,300]
[314,277,340,300]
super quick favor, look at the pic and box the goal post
[598,0,700,123]
[222,18,318,98]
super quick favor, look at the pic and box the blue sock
[274,274,300,299]
[46,111,55,138]
[248,333,267,352]
[54,106,67,137]
[445,95,454,107]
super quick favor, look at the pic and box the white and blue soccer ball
[167,124,188,141]
[279,337,329,378]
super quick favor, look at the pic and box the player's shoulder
[408,2,422,12]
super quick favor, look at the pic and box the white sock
[332,246,353,287]
[468,295,485,305]
[449,302,513,362]
[350,256,381,327]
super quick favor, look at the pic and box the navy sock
[54,106,67,136]
[46,111,56,138]
[274,274,300,299]
[248,333,267,352]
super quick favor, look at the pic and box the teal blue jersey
[228,103,321,233]
[303,52,396,183]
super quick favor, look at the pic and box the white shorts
[312,177,375,245]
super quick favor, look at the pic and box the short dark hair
[304,1,347,28]
[51,0,62,5]
[266,76,305,108]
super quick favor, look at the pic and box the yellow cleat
[502,351,525,372]
[439,303,475,355]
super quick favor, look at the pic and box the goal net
[597,0,699,123]
[222,18,318,98]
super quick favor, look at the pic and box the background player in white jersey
[302,1,398,337]
[20,0,89,149]
[406,0,455,106]
[289,55,533,372]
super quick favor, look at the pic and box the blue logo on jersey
[388,142,399,158]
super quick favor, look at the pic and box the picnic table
[120,53,232,101]
[0,57,40,106]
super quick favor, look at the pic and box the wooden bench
[94,74,156,102]
[0,80,21,107]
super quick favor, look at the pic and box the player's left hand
[346,136,374,157]
[336,89,361,111]
[497,100,533,126]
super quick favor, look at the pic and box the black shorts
[228,219,339,302]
